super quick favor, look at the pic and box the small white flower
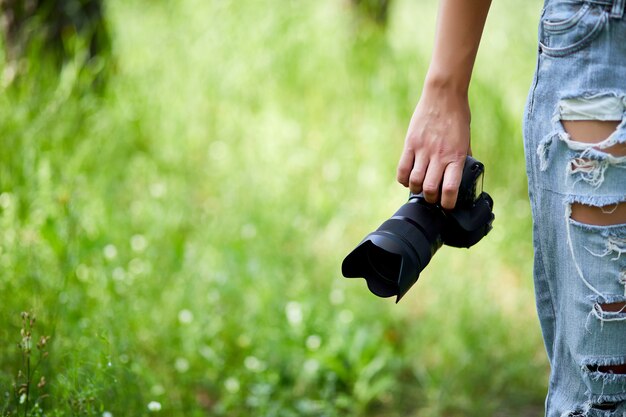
[178,309,194,324]
[224,377,240,393]
[130,234,148,252]
[150,183,166,198]
[305,335,321,351]
[244,356,266,372]
[103,244,118,260]
[329,288,345,305]
[128,258,146,275]
[112,267,126,281]
[175,357,190,373]
[200,345,216,361]
[19,393,26,404]
[0,192,12,209]
[75,264,90,282]
[147,401,162,412]
[285,301,303,326]
[339,309,354,324]
[102,412,113,417]
[303,359,319,374]
[240,224,257,239]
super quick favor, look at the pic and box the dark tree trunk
[0,0,110,77]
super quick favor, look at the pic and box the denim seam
[528,49,542,115]
[532,193,560,365]
[536,236,559,341]
[524,88,559,373]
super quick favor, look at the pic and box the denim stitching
[540,10,608,57]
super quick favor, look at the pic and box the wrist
[423,69,471,97]
[420,77,471,115]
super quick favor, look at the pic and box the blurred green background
[0,0,548,416]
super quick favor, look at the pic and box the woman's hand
[396,0,491,210]
[397,84,471,210]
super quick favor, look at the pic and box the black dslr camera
[341,156,494,302]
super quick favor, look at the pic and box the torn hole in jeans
[565,199,626,320]
[562,119,626,187]
[590,292,626,323]
[537,93,626,174]
[581,357,626,406]
[590,402,620,411]
[570,201,626,226]
[590,290,626,323]
[561,120,626,156]
[565,401,625,416]
[587,364,626,374]
[562,94,626,184]
[559,95,626,150]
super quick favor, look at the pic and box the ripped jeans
[523,0,626,415]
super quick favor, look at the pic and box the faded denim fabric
[523,0,626,415]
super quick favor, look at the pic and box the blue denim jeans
[523,0,626,415]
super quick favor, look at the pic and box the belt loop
[610,0,625,18]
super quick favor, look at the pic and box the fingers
[440,159,464,209]
[421,160,445,204]
[396,95,471,204]
[398,151,466,209]
[408,154,428,195]
[396,149,414,187]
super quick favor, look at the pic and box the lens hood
[342,198,446,302]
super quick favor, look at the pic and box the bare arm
[396,0,491,209]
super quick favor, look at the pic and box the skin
[397,0,492,210]
[563,121,626,225]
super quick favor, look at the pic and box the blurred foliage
[0,0,547,416]
[350,0,391,26]
[0,0,110,83]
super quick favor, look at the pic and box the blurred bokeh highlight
[0,0,547,415]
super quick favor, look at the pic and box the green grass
[0,0,548,415]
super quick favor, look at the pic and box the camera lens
[342,156,494,302]
[342,198,445,301]
[366,244,400,283]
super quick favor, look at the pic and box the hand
[396,86,471,210]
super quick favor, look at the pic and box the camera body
[341,156,494,302]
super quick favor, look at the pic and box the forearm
[397,0,491,209]
[424,0,492,96]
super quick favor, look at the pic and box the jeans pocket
[539,1,609,57]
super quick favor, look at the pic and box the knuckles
[441,185,458,195]
[397,176,409,187]
[409,176,423,189]
[440,200,456,210]
[396,167,410,182]
[422,184,438,197]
